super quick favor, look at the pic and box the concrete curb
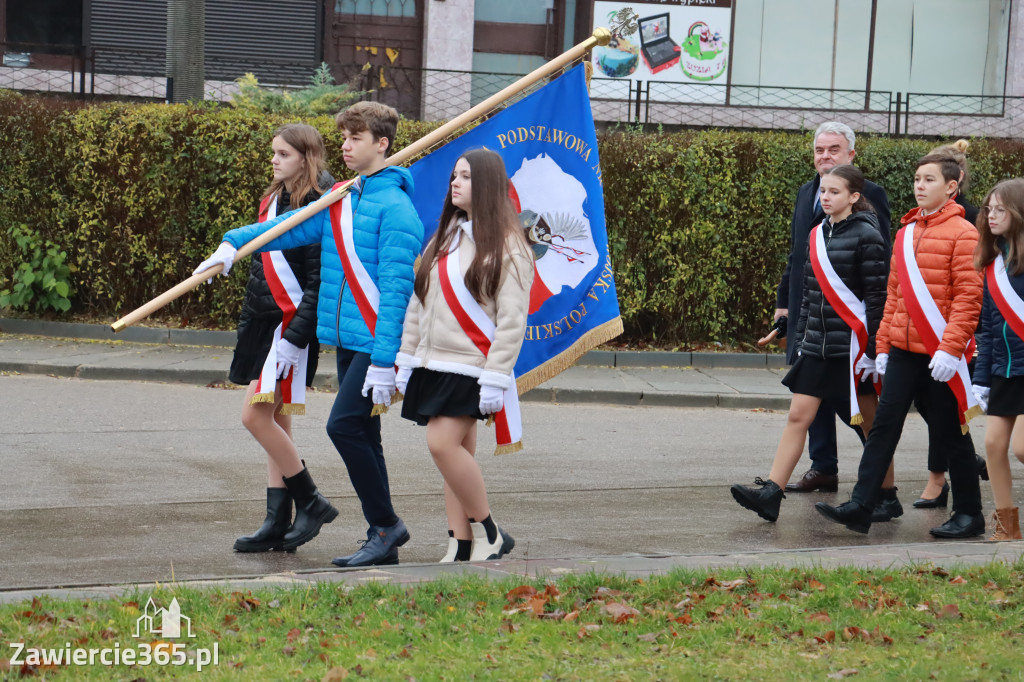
[0,317,788,369]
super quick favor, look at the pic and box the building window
[335,0,416,18]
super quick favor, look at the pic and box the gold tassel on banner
[248,392,275,406]
[515,317,625,395]
[494,442,524,456]
[850,414,864,426]
[279,404,306,416]
[370,404,389,417]
[961,404,984,434]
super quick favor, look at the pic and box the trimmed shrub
[1,91,1023,345]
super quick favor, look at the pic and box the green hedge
[2,91,1024,345]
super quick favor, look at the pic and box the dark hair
[974,178,1024,276]
[414,149,526,304]
[262,123,328,212]
[824,164,874,213]
[916,153,963,185]
[336,101,398,156]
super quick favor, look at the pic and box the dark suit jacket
[776,175,892,363]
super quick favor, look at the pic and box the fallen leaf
[808,612,831,624]
[720,579,749,591]
[603,602,640,623]
[526,594,548,616]
[563,611,579,622]
[637,632,660,642]
[937,604,961,620]
[283,646,296,656]
[322,666,349,681]
[505,586,537,602]
[808,579,826,591]
[286,628,301,643]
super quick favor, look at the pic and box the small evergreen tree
[230,63,361,117]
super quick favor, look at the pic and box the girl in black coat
[731,165,891,522]
[229,124,338,553]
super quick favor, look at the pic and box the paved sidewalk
[0,318,793,410]
[2,317,1022,603]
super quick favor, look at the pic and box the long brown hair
[974,178,1024,275]
[262,123,328,212]
[824,164,874,214]
[414,148,524,304]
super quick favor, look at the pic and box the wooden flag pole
[111,27,611,333]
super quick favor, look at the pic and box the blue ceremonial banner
[409,64,623,392]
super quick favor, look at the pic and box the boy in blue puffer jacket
[196,102,425,567]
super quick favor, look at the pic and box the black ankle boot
[282,467,339,551]
[730,479,785,522]
[234,488,293,552]
[871,487,903,522]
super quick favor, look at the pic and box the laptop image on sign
[638,13,680,75]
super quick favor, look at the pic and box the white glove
[478,384,504,415]
[478,370,510,415]
[929,350,960,383]
[973,385,990,413]
[193,242,237,283]
[855,354,878,383]
[361,365,396,408]
[395,366,412,395]
[275,337,302,379]
[875,353,888,376]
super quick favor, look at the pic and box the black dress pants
[851,347,981,515]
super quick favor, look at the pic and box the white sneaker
[469,521,515,561]
[439,536,459,563]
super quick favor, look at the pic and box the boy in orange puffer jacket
[815,153,985,538]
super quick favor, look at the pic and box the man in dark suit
[774,121,891,493]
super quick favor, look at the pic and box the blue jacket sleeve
[974,281,993,387]
[370,199,425,367]
[223,207,329,253]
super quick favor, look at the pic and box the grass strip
[2,559,1023,680]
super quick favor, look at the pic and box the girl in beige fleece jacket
[396,149,534,563]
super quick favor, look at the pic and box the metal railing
[2,44,1022,138]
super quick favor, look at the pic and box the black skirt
[987,375,1024,416]
[228,315,319,387]
[781,354,875,401]
[400,368,486,426]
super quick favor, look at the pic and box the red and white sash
[437,240,523,455]
[895,221,980,431]
[986,254,1024,341]
[808,224,878,425]
[250,195,310,415]
[329,182,380,335]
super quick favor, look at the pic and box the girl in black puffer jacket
[230,124,338,554]
[731,165,891,523]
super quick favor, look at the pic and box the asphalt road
[1,373,1015,591]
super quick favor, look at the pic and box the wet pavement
[1,319,1022,603]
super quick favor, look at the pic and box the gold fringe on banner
[249,392,275,406]
[370,404,389,417]
[961,404,984,434]
[849,414,863,426]
[279,404,306,416]
[494,441,524,456]
[515,316,625,395]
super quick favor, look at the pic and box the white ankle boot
[469,521,515,561]
[439,536,459,563]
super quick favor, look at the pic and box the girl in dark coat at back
[731,165,892,522]
[222,123,338,554]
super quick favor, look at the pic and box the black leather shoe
[929,512,985,539]
[332,519,410,568]
[731,479,785,522]
[871,487,904,523]
[785,468,839,493]
[977,454,989,481]
[912,481,949,508]
[815,500,872,534]
[234,487,293,553]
